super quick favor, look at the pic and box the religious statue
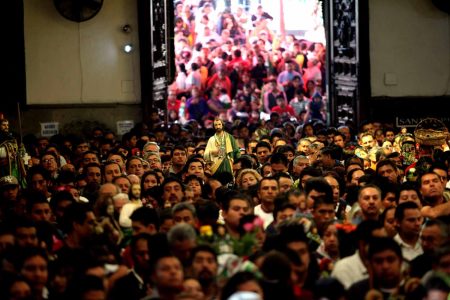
[204,118,240,176]
[0,118,27,187]
[400,140,417,167]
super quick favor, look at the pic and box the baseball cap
[0,175,19,188]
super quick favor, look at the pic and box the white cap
[228,292,262,300]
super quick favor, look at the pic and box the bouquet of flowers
[234,217,264,257]
[198,217,264,257]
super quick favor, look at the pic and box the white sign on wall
[40,122,59,137]
[117,120,134,135]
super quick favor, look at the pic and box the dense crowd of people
[1,107,450,300]
[170,0,327,127]
[1,1,450,300]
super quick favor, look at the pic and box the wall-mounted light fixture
[123,44,134,53]
[122,24,132,33]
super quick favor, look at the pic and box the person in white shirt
[185,63,202,91]
[196,26,221,46]
[195,3,216,34]
[331,220,386,289]
[254,177,279,229]
[393,201,423,263]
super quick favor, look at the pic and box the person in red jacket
[271,95,296,120]
[206,64,232,98]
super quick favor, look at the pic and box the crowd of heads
[0,107,449,300]
[170,0,327,129]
